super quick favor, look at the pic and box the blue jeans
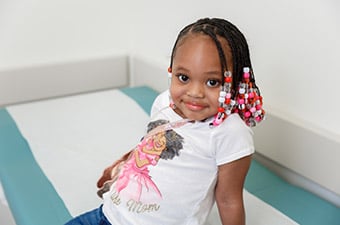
[64,205,111,225]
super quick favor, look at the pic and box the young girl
[65,17,264,225]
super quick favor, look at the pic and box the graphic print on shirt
[99,119,184,206]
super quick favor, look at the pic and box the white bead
[218,97,225,103]
[224,71,232,77]
[219,91,227,97]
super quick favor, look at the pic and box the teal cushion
[120,86,159,115]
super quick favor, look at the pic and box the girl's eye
[177,74,189,83]
[207,79,220,87]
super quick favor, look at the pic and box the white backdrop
[0,0,339,138]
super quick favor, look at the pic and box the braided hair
[169,18,259,96]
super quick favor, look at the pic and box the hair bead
[211,67,265,127]
[236,67,265,126]
[167,67,172,78]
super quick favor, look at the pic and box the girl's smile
[184,101,206,111]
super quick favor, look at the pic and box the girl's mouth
[184,102,205,111]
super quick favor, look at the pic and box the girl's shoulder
[154,90,169,105]
[150,90,170,117]
[213,113,254,140]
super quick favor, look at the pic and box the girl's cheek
[169,86,177,98]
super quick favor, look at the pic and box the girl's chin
[179,111,212,121]
[173,107,215,121]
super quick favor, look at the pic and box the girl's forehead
[174,33,233,71]
[176,33,211,47]
[174,36,218,60]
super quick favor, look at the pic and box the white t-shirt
[102,90,254,225]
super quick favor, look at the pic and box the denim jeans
[64,205,111,225]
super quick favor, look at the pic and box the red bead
[225,77,232,83]
[218,107,225,112]
[168,67,172,73]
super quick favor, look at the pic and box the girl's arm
[215,155,252,225]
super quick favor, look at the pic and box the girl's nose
[187,83,204,98]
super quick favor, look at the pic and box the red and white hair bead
[211,71,236,126]
[236,67,265,126]
[211,67,265,127]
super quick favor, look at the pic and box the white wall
[0,0,131,69]
[1,0,339,172]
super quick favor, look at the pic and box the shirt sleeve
[213,114,255,166]
[150,90,169,119]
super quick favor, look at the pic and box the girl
[65,17,264,225]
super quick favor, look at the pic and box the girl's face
[170,34,231,121]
